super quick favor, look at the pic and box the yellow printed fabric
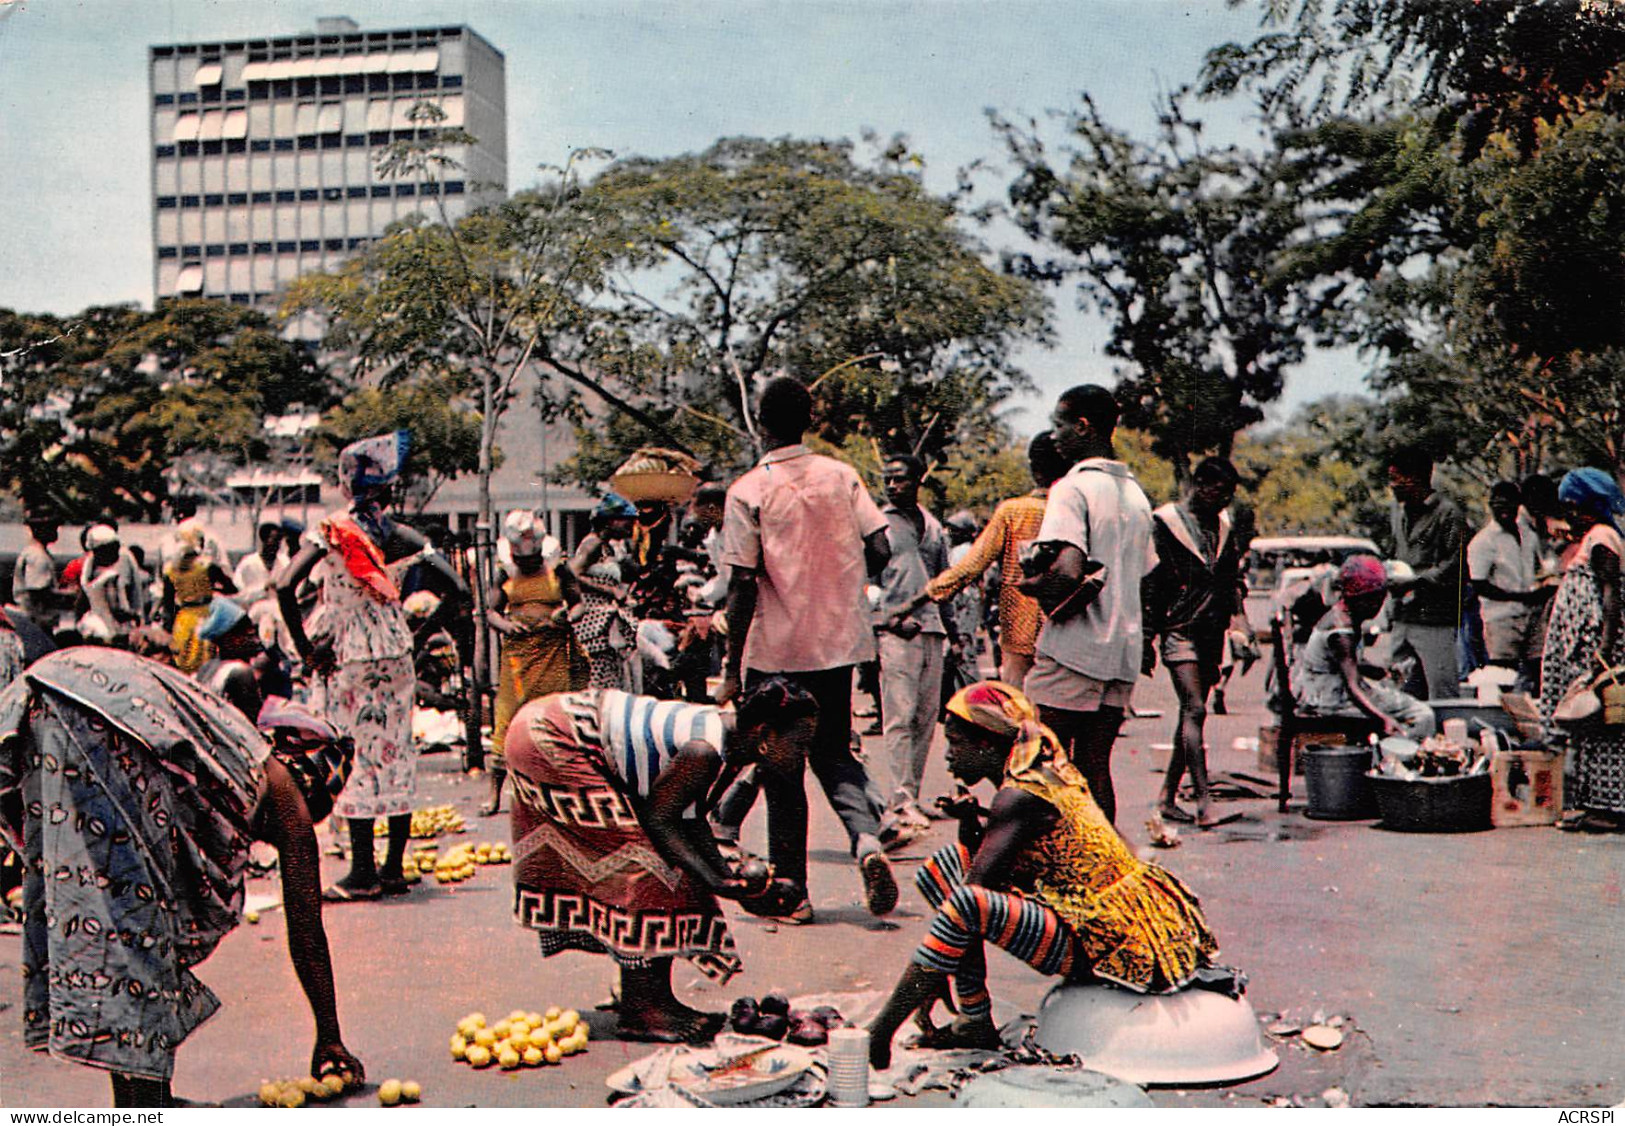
[926,492,1048,657]
[166,560,216,673]
[491,568,587,769]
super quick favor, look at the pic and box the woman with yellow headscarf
[867,679,1231,1071]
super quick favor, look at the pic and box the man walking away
[714,376,898,923]
[1021,385,1156,825]
[14,517,59,633]
[1385,445,1467,700]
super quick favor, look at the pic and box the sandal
[1157,804,1195,824]
[379,876,413,897]
[321,882,382,903]
[911,1021,1002,1051]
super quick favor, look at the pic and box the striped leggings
[912,843,1076,1021]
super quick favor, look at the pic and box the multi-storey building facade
[147,16,506,307]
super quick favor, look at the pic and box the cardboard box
[1490,749,1564,828]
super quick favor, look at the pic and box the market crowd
[2,375,1622,1104]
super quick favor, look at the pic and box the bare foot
[618,1000,725,1044]
[912,1015,1001,1051]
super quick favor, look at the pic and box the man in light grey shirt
[13,518,59,631]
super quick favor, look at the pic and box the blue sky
[0,0,1360,428]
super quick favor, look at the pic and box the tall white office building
[148,16,507,307]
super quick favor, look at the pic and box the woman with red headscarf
[867,679,1231,1071]
[1295,554,1436,739]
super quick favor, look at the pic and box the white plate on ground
[606,1042,815,1105]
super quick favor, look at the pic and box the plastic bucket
[1303,744,1378,820]
[1369,772,1493,832]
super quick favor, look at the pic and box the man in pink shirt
[714,377,898,923]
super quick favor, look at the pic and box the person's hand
[1381,716,1404,738]
[311,1040,365,1087]
[888,616,922,640]
[1142,635,1158,676]
[715,672,742,704]
[935,792,985,823]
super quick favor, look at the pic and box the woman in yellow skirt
[868,680,1241,1070]
[482,510,588,814]
[163,524,235,673]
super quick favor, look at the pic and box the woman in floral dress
[1540,468,1625,833]
[278,432,469,898]
[572,494,639,690]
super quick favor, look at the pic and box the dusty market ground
[3,663,1621,1108]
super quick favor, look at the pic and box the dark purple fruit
[758,992,790,1017]
[729,997,758,1031]
[810,1005,845,1028]
[786,1018,828,1046]
[754,1012,789,1041]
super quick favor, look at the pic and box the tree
[995,95,1314,479]
[0,300,328,522]
[1232,397,1389,538]
[573,135,1050,477]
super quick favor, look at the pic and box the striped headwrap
[944,679,1087,789]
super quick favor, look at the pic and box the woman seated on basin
[868,680,1235,1070]
[1295,555,1436,741]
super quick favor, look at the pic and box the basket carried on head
[608,448,702,505]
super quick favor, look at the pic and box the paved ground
[3,661,1621,1108]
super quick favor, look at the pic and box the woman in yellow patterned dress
[481,510,588,814]
[163,525,235,673]
[868,680,1236,1070]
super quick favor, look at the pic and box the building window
[324,237,344,251]
[230,293,252,305]
[320,76,341,95]
[442,75,462,88]
[368,73,388,92]
[346,185,367,198]
[157,246,179,259]
[250,139,271,152]
[368,131,390,145]
[299,239,320,252]
[391,73,413,91]
[296,77,316,97]
[178,141,200,156]
[344,133,366,147]
[155,93,175,106]
[297,135,317,150]
[249,81,269,100]
[180,194,200,208]
[445,180,465,195]
[275,189,296,203]
[322,187,343,201]
[394,182,417,197]
[272,79,293,99]
[276,240,297,253]
[226,88,246,102]
[178,91,199,105]
[253,241,273,254]
[204,193,224,207]
[155,144,177,159]
[274,138,294,151]
[202,140,223,155]
[200,87,222,104]
[226,138,246,154]
[157,195,178,209]
[227,191,248,206]
[320,133,343,150]
[346,236,369,249]
[229,242,249,255]
[344,74,364,93]
[251,190,272,204]
[205,245,226,257]
[416,73,438,89]
[181,245,202,258]
[298,188,320,202]
[370,185,390,198]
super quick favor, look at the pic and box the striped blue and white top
[595,689,728,802]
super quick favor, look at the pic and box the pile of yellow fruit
[449,1007,589,1071]
[427,841,511,885]
[376,1078,422,1106]
[256,1073,355,1107]
[376,805,467,840]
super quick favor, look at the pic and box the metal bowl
[1035,983,1278,1087]
[956,1066,1154,1108]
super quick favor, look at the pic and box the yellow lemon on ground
[322,1074,347,1097]
[456,1018,479,1038]
[525,1011,542,1027]
[544,1043,562,1065]
[497,1048,521,1070]
[527,1028,552,1051]
[522,1047,543,1067]
[450,1035,467,1060]
[559,1037,581,1057]
[468,1011,487,1028]
[259,1083,282,1107]
[279,1089,305,1109]
[245,910,261,924]
[473,1028,497,1049]
[492,1020,512,1040]
[508,1021,530,1040]
[573,1023,590,1043]
[466,1045,492,1069]
[556,1012,578,1037]
[401,1081,420,1103]
[544,1005,561,1021]
[378,1079,403,1106]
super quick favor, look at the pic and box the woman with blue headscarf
[278,433,471,897]
[1541,468,1625,832]
[572,493,640,690]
